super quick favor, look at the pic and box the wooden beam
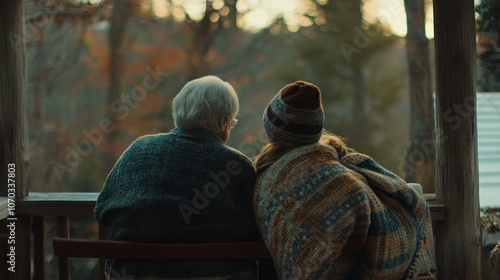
[0,3,29,279]
[433,0,481,278]
[17,192,98,216]
[0,0,28,198]
[15,192,449,221]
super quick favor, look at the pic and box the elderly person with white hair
[95,76,259,280]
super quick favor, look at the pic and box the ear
[223,116,232,130]
[217,118,231,143]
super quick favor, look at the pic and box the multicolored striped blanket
[254,143,435,279]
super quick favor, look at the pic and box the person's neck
[172,127,223,143]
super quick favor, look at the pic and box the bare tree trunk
[225,0,239,29]
[476,0,500,92]
[403,0,435,192]
[351,0,366,137]
[185,0,224,81]
[105,0,131,172]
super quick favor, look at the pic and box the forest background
[26,0,430,193]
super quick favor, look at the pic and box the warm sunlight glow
[152,0,169,18]
[242,9,273,31]
[184,0,206,21]
[209,12,220,23]
[213,0,225,10]
[364,0,434,38]
[171,5,186,21]
[153,0,435,38]
[240,0,302,32]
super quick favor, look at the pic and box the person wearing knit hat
[263,81,325,146]
[253,81,436,279]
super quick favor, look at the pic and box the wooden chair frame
[52,238,272,280]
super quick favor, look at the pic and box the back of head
[256,81,322,174]
[172,76,239,134]
[263,80,324,146]
[255,81,352,174]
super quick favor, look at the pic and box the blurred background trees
[403,0,434,192]
[26,0,416,195]
[476,0,500,92]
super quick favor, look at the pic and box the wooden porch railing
[0,193,103,280]
[0,192,446,280]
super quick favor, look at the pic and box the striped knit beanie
[263,81,324,146]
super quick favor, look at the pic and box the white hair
[172,76,239,134]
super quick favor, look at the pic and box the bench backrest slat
[52,238,272,260]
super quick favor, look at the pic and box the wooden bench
[52,238,435,280]
[52,238,272,280]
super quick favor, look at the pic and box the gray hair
[172,76,239,134]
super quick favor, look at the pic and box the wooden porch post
[433,0,481,278]
[1,1,30,280]
[0,0,29,198]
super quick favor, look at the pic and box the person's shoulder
[117,133,172,157]
[341,152,400,177]
[271,143,337,169]
[135,132,170,142]
[340,152,373,164]
[212,145,256,179]
[128,133,171,147]
[223,145,254,167]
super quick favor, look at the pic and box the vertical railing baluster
[56,216,69,280]
[17,214,31,280]
[33,216,44,280]
[98,225,109,280]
